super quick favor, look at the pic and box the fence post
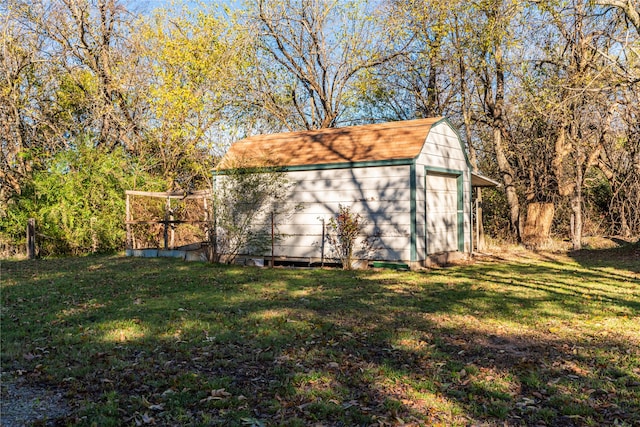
[321,217,325,267]
[271,211,275,268]
[27,218,36,259]
[164,197,170,250]
[126,193,131,251]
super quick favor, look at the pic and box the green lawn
[1,245,639,426]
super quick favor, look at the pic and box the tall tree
[243,0,405,130]
[519,0,636,248]
[35,0,144,150]
[473,0,524,241]
[1,0,148,213]
[355,0,457,122]
[138,4,248,188]
[0,1,49,202]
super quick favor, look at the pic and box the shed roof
[219,117,444,169]
[471,173,501,187]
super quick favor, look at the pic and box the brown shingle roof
[219,117,443,169]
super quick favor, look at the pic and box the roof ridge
[241,117,443,142]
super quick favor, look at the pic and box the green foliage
[1,137,159,255]
[481,188,512,241]
[212,164,294,264]
[138,3,248,187]
[583,169,612,234]
[54,70,99,134]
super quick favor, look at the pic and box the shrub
[326,204,364,270]
[1,138,159,256]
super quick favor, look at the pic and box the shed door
[426,172,459,254]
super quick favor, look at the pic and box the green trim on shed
[215,158,414,175]
[468,174,473,252]
[283,158,414,172]
[457,173,465,252]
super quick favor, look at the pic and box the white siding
[415,122,472,257]
[272,165,412,261]
[425,173,458,253]
[417,126,469,170]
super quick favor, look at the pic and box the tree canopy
[1,0,638,255]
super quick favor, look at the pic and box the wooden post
[475,197,480,252]
[27,218,36,259]
[126,193,131,251]
[271,211,275,268]
[203,197,210,260]
[169,213,175,250]
[211,185,218,263]
[213,201,218,263]
[475,187,485,251]
[320,218,325,267]
[164,197,170,250]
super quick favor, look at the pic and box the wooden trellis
[125,190,211,250]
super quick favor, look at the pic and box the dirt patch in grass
[1,374,72,426]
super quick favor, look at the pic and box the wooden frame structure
[125,190,211,251]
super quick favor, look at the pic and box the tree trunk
[494,126,522,241]
[570,169,583,250]
[487,40,522,242]
[620,203,631,237]
[570,195,582,250]
[458,50,486,250]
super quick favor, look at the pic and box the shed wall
[273,165,412,261]
[415,122,472,258]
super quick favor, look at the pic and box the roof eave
[471,172,501,187]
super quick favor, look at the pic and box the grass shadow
[569,239,640,274]
[1,252,639,426]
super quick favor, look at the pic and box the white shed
[218,117,496,267]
